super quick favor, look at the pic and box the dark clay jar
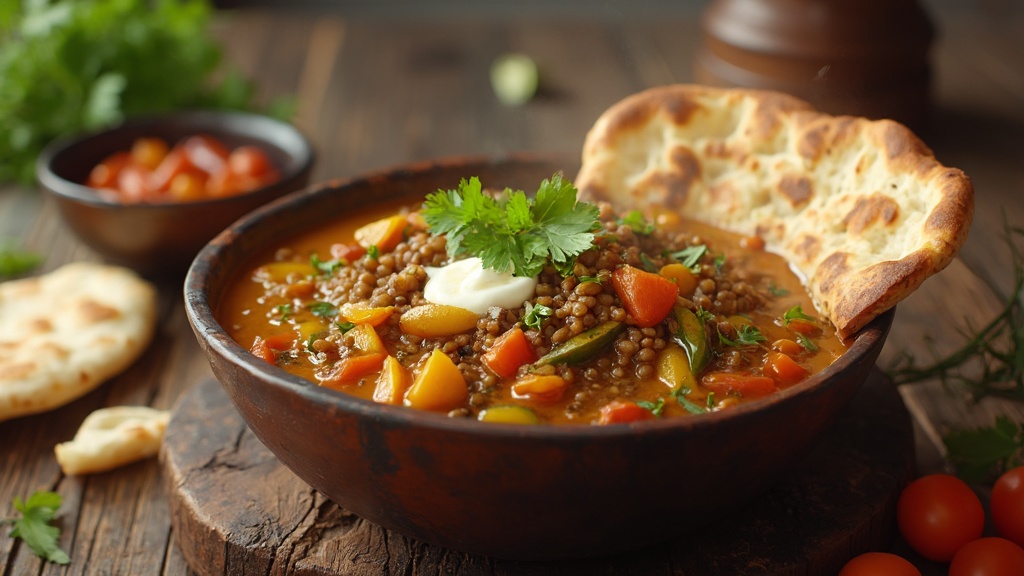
[695,0,935,130]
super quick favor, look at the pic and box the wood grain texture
[1,4,1022,574]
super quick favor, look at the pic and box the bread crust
[576,84,973,338]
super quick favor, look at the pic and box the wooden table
[2,3,1023,574]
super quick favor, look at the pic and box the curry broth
[219,198,847,425]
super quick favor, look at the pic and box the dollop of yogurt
[423,257,538,315]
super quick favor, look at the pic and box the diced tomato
[481,327,536,378]
[330,242,368,263]
[610,265,679,328]
[597,401,656,425]
[702,372,779,399]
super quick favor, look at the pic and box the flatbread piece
[0,262,157,421]
[575,84,974,338]
[55,406,170,475]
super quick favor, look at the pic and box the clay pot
[695,0,934,129]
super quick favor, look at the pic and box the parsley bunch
[422,174,601,277]
[0,0,287,184]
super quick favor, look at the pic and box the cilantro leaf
[944,416,1024,482]
[617,210,654,235]
[7,491,70,564]
[310,253,342,275]
[636,398,665,416]
[309,302,338,318]
[522,301,554,330]
[422,174,599,277]
[784,305,817,324]
[669,245,707,273]
[720,324,767,347]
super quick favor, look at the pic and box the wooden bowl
[36,110,315,281]
[184,155,893,561]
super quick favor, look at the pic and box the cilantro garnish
[421,174,600,277]
[309,302,338,318]
[366,245,380,260]
[310,253,342,275]
[3,491,70,565]
[617,210,654,235]
[943,416,1024,482]
[714,253,727,273]
[796,334,819,352]
[669,245,707,273]
[639,253,659,273]
[275,304,293,321]
[336,321,356,334]
[768,283,791,297]
[706,392,716,409]
[671,386,707,414]
[577,275,602,285]
[306,331,327,352]
[783,305,817,324]
[636,398,665,416]
[720,324,767,347]
[0,245,43,278]
[522,302,554,330]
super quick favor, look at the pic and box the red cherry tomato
[838,552,921,576]
[896,474,984,562]
[228,145,274,177]
[992,466,1024,548]
[949,537,1024,576]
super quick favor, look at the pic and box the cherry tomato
[228,145,274,177]
[991,466,1024,548]
[949,537,1024,576]
[129,137,169,171]
[86,151,130,189]
[838,552,921,576]
[896,474,984,562]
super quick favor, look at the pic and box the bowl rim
[184,153,894,439]
[35,108,315,210]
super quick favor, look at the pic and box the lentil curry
[219,174,846,425]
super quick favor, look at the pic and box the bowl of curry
[185,154,893,560]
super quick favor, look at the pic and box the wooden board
[161,369,913,575]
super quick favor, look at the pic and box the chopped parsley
[783,305,817,324]
[639,253,659,273]
[720,324,767,347]
[336,321,356,333]
[768,283,791,297]
[309,302,338,318]
[669,245,707,273]
[310,253,342,275]
[796,334,819,352]
[671,386,707,414]
[636,398,665,416]
[422,174,600,277]
[714,253,727,273]
[617,210,654,235]
[576,275,602,285]
[522,301,554,330]
[366,245,380,260]
[274,304,293,321]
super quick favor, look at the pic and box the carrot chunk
[763,351,809,385]
[610,265,679,328]
[702,372,779,399]
[481,327,536,378]
[597,401,656,425]
[404,349,469,411]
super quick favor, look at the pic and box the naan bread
[54,406,170,475]
[0,262,157,421]
[575,84,974,338]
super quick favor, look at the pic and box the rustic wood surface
[2,2,1023,574]
[164,370,913,576]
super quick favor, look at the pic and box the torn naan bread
[55,406,170,475]
[575,84,974,338]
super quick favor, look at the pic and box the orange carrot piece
[702,372,779,399]
[481,327,536,378]
[610,265,679,328]
[597,401,656,425]
[250,337,277,364]
[404,349,469,411]
[323,352,388,387]
[763,351,809,385]
[340,303,395,327]
[354,215,408,253]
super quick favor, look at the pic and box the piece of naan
[55,406,170,475]
[575,84,974,338]
[0,262,157,421]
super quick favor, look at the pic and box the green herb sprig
[3,491,70,564]
[422,174,600,277]
[943,416,1023,482]
[0,0,292,184]
[886,222,1024,402]
[0,244,43,278]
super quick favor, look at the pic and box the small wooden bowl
[184,155,893,561]
[37,110,315,281]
